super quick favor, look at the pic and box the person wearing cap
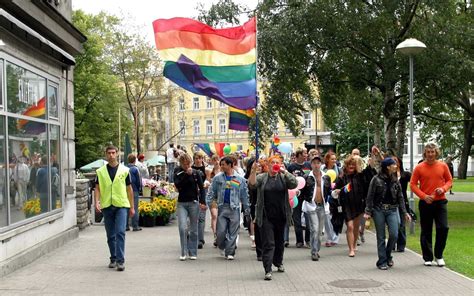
[364,157,411,270]
[410,143,452,267]
[136,154,149,180]
[301,156,329,261]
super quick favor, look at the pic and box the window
[219,101,226,108]
[48,84,58,119]
[219,118,226,134]
[206,119,213,134]
[417,138,424,155]
[6,62,46,119]
[193,120,200,135]
[179,98,185,111]
[0,56,62,228]
[206,97,212,109]
[193,97,199,110]
[179,121,185,135]
[303,112,312,129]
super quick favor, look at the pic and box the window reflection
[6,62,46,119]
[49,125,60,210]
[8,117,47,223]
[0,116,6,227]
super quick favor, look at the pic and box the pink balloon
[289,197,294,208]
[296,176,306,190]
[288,189,297,200]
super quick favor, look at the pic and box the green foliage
[72,10,132,168]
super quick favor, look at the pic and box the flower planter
[142,215,155,227]
[142,187,152,197]
[155,216,169,226]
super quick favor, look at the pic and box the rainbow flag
[343,182,352,193]
[228,107,255,131]
[17,97,46,134]
[153,17,257,110]
[195,143,213,157]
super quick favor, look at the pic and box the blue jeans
[216,204,240,256]
[167,163,176,183]
[373,208,399,267]
[177,201,199,257]
[198,207,207,243]
[102,206,128,264]
[127,191,140,229]
[324,213,339,243]
[307,205,326,255]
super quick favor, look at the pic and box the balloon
[289,197,294,208]
[223,145,231,155]
[326,169,337,183]
[278,142,292,153]
[230,143,238,153]
[296,176,306,189]
[292,196,299,208]
[288,189,297,200]
[248,145,255,152]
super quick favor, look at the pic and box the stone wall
[75,179,90,229]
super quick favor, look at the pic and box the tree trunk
[458,110,473,179]
[383,88,398,152]
[396,95,408,159]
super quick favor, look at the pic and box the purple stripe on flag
[169,54,257,110]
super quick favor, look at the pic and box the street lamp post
[396,38,426,234]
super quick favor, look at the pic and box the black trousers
[292,199,310,244]
[260,216,285,273]
[419,199,449,261]
[254,224,262,258]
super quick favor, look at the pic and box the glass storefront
[0,55,61,229]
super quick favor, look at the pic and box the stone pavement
[445,192,473,202]
[0,217,472,295]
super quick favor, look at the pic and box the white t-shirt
[166,148,176,164]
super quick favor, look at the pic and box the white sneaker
[424,261,432,266]
[189,256,197,260]
[436,258,445,267]
[179,256,186,261]
[226,255,234,260]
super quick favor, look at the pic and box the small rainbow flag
[229,179,241,188]
[343,182,352,193]
[228,107,255,131]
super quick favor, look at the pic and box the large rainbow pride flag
[153,17,257,110]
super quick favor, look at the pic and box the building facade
[165,90,331,156]
[0,0,85,275]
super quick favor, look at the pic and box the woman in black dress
[333,155,375,257]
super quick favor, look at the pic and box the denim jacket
[207,172,249,211]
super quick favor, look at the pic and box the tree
[200,1,472,178]
[108,24,165,154]
[72,10,132,168]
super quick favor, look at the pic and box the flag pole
[254,9,259,161]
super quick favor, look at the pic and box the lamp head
[396,38,426,55]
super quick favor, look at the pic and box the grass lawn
[408,176,473,193]
[452,176,474,193]
[405,200,474,278]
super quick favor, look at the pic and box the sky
[72,0,257,44]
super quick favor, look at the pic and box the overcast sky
[72,0,257,44]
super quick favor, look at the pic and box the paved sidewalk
[445,192,473,202]
[0,218,472,295]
